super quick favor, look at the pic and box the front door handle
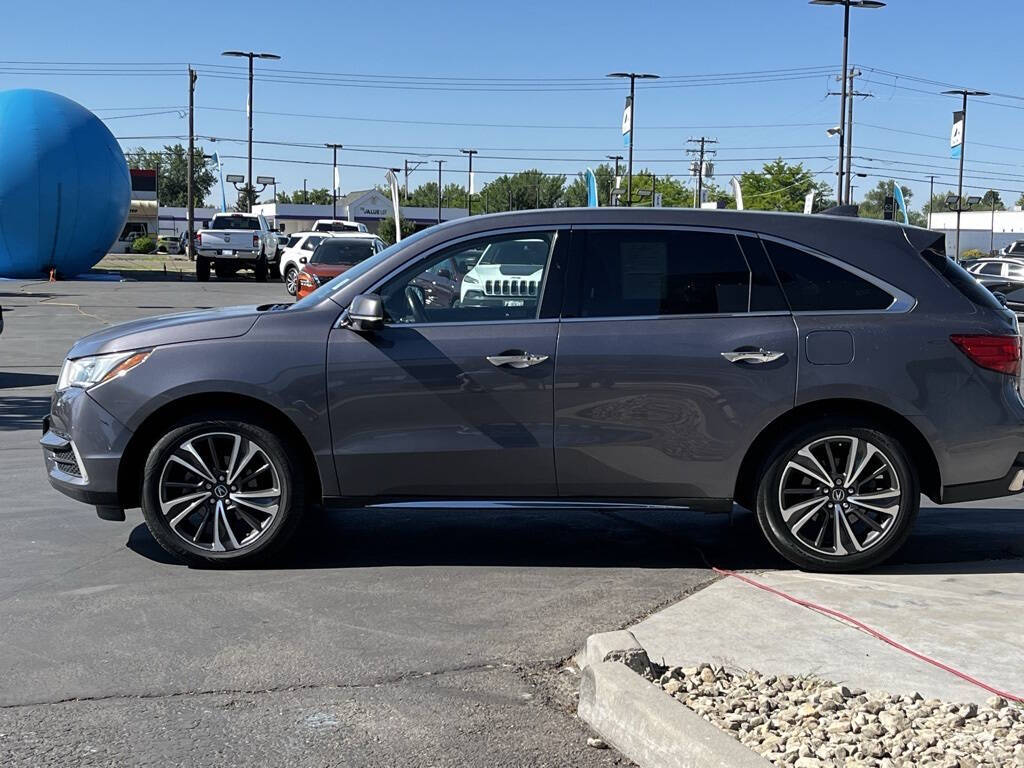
[721,348,786,364]
[486,351,550,369]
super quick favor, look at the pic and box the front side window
[381,232,554,324]
[301,236,324,251]
[978,262,1004,276]
[764,240,894,312]
[576,229,752,318]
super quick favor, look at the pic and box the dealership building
[927,208,1024,256]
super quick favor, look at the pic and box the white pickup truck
[194,212,283,282]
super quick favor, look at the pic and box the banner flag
[385,170,402,242]
[622,95,632,147]
[212,152,227,212]
[950,110,964,158]
[469,171,476,196]
[730,177,744,211]
[334,165,341,196]
[892,182,909,224]
[585,168,598,207]
[803,191,815,215]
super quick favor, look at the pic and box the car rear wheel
[254,251,268,282]
[755,424,918,572]
[196,255,210,282]
[284,266,299,296]
[140,417,306,567]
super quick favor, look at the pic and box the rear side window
[763,240,894,312]
[918,237,1002,310]
[576,229,751,317]
[978,262,1003,276]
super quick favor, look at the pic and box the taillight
[253,234,260,249]
[195,232,201,246]
[950,334,1021,376]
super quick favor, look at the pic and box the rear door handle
[721,349,785,364]
[487,351,550,369]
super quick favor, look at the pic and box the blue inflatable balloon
[0,89,130,278]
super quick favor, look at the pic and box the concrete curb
[577,639,771,768]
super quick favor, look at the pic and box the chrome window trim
[339,226,561,329]
[560,311,791,324]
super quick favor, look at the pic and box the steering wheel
[404,285,428,323]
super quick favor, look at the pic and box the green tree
[981,190,1005,211]
[1017,192,1024,208]
[478,169,566,212]
[234,184,258,212]
[407,181,440,207]
[562,163,619,207]
[124,144,216,207]
[920,190,958,223]
[275,187,332,205]
[858,179,924,225]
[377,215,417,246]
[740,159,834,213]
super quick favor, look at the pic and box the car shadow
[0,395,51,431]
[0,372,58,390]
[125,504,1024,572]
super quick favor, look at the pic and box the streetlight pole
[436,160,444,224]
[943,89,989,258]
[325,143,343,219]
[607,72,660,206]
[809,1,885,206]
[460,149,477,216]
[221,50,280,211]
[607,154,623,205]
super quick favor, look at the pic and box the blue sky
[3,0,1023,208]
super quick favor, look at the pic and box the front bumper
[40,387,132,509]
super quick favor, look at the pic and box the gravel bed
[654,663,1024,768]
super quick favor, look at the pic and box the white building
[927,209,1024,256]
[253,189,467,235]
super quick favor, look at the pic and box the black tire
[269,259,281,280]
[755,422,919,572]
[196,255,210,282]
[284,265,299,296]
[254,250,268,282]
[140,414,307,567]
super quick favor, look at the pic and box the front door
[554,227,797,502]
[327,229,566,498]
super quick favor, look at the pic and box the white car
[312,219,368,233]
[458,238,549,306]
[279,231,335,295]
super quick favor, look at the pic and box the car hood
[305,263,351,279]
[67,305,261,358]
[466,263,543,279]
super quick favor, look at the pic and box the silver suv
[41,209,1024,571]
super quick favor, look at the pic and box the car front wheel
[140,416,306,567]
[755,424,918,572]
[284,265,299,296]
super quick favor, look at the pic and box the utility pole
[435,160,444,224]
[828,70,871,204]
[607,72,660,206]
[991,193,997,253]
[460,149,477,215]
[325,143,343,218]
[186,66,197,261]
[686,137,718,209]
[927,175,936,228]
[404,159,409,201]
[942,88,989,257]
[606,154,623,205]
[303,178,307,205]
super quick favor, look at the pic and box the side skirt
[322,496,734,513]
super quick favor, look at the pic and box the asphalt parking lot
[2,272,1023,767]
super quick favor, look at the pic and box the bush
[377,215,418,246]
[131,235,156,254]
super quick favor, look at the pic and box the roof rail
[817,204,860,218]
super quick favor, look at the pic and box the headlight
[463,275,479,284]
[57,350,151,391]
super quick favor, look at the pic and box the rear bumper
[940,452,1024,504]
[196,249,260,260]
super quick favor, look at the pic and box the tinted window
[1010,243,1024,254]
[764,240,893,312]
[210,216,260,230]
[1006,265,1024,280]
[737,236,788,312]
[577,230,751,317]
[301,236,325,251]
[918,237,1002,310]
[978,262,1003,276]
[381,232,554,324]
[311,239,377,266]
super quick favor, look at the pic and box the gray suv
[41,209,1024,571]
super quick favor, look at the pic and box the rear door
[553,227,797,502]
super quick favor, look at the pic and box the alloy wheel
[777,435,902,557]
[285,267,298,295]
[157,431,282,553]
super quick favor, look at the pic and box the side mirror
[346,293,385,331]
[299,256,308,264]
[438,268,453,280]
[993,291,1009,307]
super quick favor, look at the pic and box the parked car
[155,234,183,255]
[964,257,1024,288]
[459,237,548,307]
[194,212,282,282]
[41,209,1024,571]
[278,232,333,296]
[999,241,1024,257]
[312,219,368,233]
[294,234,386,299]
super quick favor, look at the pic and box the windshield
[210,215,260,230]
[311,239,377,266]
[478,239,549,267]
[292,227,435,309]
